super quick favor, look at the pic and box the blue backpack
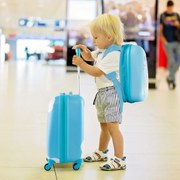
[102,44,148,112]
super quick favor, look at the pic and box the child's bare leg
[83,123,109,162]
[98,123,111,151]
[107,122,124,158]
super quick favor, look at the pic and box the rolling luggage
[44,49,84,171]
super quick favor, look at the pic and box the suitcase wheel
[73,163,80,170]
[44,163,52,171]
[73,159,82,170]
[44,159,55,171]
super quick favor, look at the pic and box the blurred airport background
[0,0,179,87]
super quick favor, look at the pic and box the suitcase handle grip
[75,48,81,95]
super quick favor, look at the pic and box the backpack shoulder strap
[102,44,121,59]
[106,72,124,112]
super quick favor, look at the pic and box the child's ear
[108,36,113,41]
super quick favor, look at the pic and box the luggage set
[44,44,148,171]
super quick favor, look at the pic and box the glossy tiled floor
[0,60,180,180]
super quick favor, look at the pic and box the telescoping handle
[75,48,81,95]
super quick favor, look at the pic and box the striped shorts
[93,86,122,123]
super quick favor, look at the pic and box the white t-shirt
[92,49,120,89]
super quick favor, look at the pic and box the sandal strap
[111,157,122,168]
[92,152,101,160]
[94,150,108,158]
[84,150,108,161]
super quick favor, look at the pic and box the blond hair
[89,13,124,45]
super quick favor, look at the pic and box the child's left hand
[72,55,84,66]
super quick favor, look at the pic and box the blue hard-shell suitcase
[44,48,84,171]
[44,93,84,171]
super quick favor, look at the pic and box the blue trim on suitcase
[59,94,65,162]
[61,94,68,162]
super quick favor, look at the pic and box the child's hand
[72,44,93,61]
[72,55,85,66]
